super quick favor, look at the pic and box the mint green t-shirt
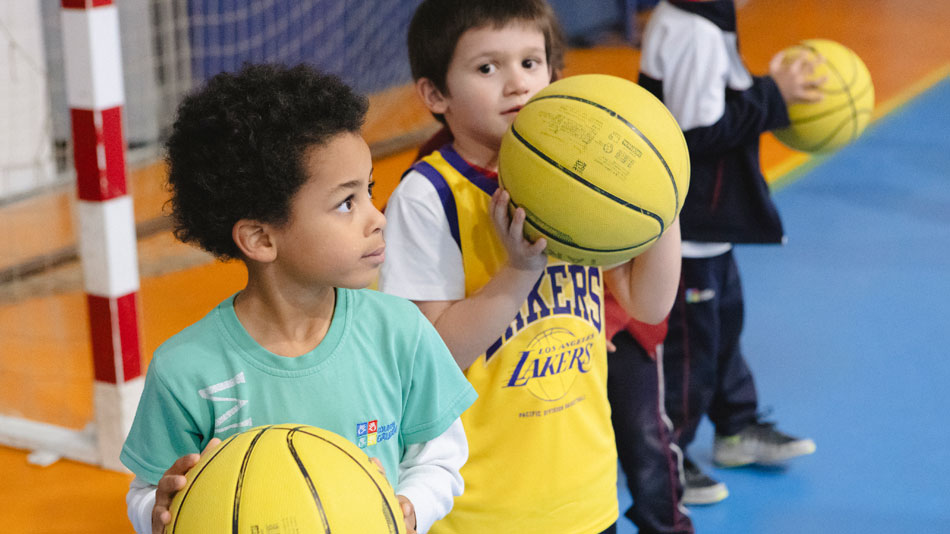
[120,288,476,488]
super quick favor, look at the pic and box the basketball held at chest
[168,424,405,534]
[499,73,690,267]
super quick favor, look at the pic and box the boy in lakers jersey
[379,1,683,533]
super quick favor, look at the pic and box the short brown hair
[408,0,565,95]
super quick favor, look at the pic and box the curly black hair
[165,63,368,260]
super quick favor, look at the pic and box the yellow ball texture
[774,39,875,153]
[499,73,689,267]
[168,424,406,534]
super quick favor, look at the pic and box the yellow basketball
[499,73,689,267]
[774,39,874,153]
[168,424,405,534]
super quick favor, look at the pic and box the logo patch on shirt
[356,419,397,448]
[505,327,594,402]
[685,288,716,303]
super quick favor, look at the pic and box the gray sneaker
[713,422,816,467]
[682,457,728,505]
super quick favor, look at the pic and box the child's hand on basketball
[397,495,417,533]
[491,188,547,272]
[770,51,826,105]
[151,438,221,534]
[370,460,416,532]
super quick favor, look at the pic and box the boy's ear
[415,77,449,115]
[232,219,277,263]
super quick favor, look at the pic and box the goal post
[0,0,143,472]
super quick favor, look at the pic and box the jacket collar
[669,0,736,32]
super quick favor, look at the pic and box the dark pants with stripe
[663,250,759,449]
[608,331,693,534]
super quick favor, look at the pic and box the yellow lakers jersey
[414,146,618,534]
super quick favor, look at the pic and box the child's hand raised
[491,188,548,272]
[769,51,826,105]
[151,438,221,534]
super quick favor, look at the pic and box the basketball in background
[499,73,689,267]
[774,39,874,153]
[168,424,405,534]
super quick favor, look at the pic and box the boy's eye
[478,63,496,74]
[523,58,541,69]
[368,181,375,199]
[336,197,354,213]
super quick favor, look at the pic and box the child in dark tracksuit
[606,1,822,530]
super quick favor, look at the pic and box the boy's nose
[505,71,530,95]
[368,203,387,234]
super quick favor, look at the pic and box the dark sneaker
[714,421,816,467]
[682,456,729,505]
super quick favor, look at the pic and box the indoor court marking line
[766,62,950,192]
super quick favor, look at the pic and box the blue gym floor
[617,78,950,534]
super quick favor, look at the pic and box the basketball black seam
[789,82,872,125]
[845,47,860,87]
[802,113,862,152]
[169,434,241,533]
[803,43,859,145]
[528,93,681,211]
[509,125,666,232]
[287,427,332,533]
[293,428,401,534]
[233,426,271,534]
[510,197,660,253]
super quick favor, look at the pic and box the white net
[0,1,56,202]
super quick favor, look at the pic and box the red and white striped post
[61,0,143,471]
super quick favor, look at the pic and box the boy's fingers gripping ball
[774,39,875,153]
[499,74,690,267]
[168,424,406,534]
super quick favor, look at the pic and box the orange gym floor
[2,1,949,532]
